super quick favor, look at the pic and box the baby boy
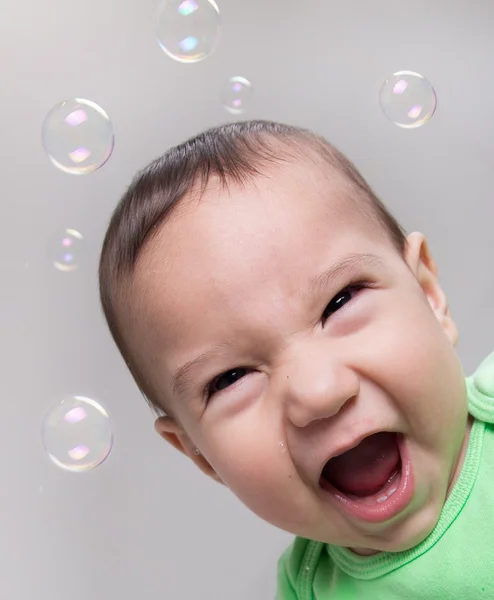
[98,120,494,598]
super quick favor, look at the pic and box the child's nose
[279,342,360,428]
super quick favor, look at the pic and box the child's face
[132,161,470,554]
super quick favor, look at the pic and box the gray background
[1,0,493,598]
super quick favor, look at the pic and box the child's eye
[321,281,370,323]
[204,280,372,401]
[206,367,251,399]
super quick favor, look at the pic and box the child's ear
[404,231,458,346]
[154,416,225,485]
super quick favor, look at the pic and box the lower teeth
[348,467,400,506]
[377,486,397,504]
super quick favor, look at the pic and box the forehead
[131,161,388,345]
[140,159,380,275]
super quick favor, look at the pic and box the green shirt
[276,351,494,599]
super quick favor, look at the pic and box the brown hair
[98,120,407,416]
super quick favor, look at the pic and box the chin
[382,508,442,553]
[350,496,443,555]
[351,533,425,555]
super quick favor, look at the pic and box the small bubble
[379,71,437,128]
[156,0,221,63]
[222,76,253,115]
[42,98,114,174]
[47,228,85,272]
[41,395,113,473]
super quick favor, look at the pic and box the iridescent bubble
[47,228,85,272]
[222,76,253,115]
[379,71,437,129]
[156,0,221,63]
[41,98,114,174]
[41,395,113,473]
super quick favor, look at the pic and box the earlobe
[154,416,226,486]
[154,416,189,456]
[405,232,458,345]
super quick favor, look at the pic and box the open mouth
[319,432,414,523]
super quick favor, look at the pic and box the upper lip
[319,429,398,477]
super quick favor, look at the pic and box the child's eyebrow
[171,341,238,398]
[306,252,384,300]
[171,252,384,398]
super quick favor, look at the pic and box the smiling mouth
[318,432,414,523]
[320,432,401,501]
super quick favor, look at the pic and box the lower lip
[319,434,414,524]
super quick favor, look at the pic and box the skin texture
[126,159,472,555]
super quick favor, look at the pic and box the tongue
[322,432,400,497]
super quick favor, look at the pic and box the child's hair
[98,120,408,416]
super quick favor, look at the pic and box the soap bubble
[47,228,85,273]
[222,76,253,115]
[156,0,221,63]
[41,395,113,473]
[379,71,437,129]
[42,98,114,174]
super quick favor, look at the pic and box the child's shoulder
[278,536,314,574]
[277,537,324,599]
[467,349,494,423]
[472,350,494,397]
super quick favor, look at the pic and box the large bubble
[156,0,221,63]
[42,395,113,472]
[42,98,114,174]
[379,71,437,129]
